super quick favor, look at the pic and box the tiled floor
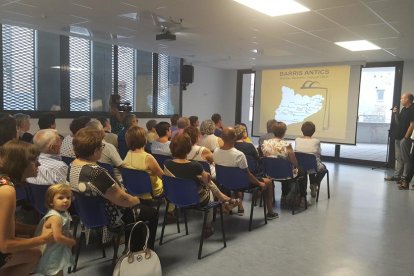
[70,162,414,276]
[322,143,388,162]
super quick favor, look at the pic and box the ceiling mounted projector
[156,31,176,41]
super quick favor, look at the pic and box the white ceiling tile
[317,3,384,26]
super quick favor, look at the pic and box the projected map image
[275,85,325,126]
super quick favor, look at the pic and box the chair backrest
[72,191,108,228]
[295,152,317,174]
[61,156,75,166]
[27,183,50,215]
[197,160,211,174]
[162,175,199,208]
[262,157,293,180]
[121,168,153,196]
[245,155,258,173]
[97,162,115,177]
[15,185,28,201]
[152,154,172,168]
[215,165,250,190]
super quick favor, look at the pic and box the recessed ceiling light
[251,49,258,53]
[234,0,310,17]
[335,40,381,51]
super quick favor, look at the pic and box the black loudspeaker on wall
[181,65,194,84]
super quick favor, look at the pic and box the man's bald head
[221,127,236,145]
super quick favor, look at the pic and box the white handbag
[113,221,162,276]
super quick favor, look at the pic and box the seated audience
[151,122,172,156]
[38,113,57,130]
[86,120,124,182]
[117,114,139,159]
[60,116,91,158]
[199,120,223,152]
[14,113,33,143]
[189,115,199,128]
[164,133,239,236]
[171,117,190,139]
[109,94,126,135]
[97,116,118,148]
[295,121,327,197]
[239,123,253,143]
[0,115,17,146]
[211,113,223,137]
[262,121,308,206]
[124,126,164,199]
[26,129,68,185]
[169,114,179,133]
[0,140,53,275]
[258,119,277,156]
[68,127,158,250]
[184,126,216,178]
[145,120,158,144]
[214,128,277,219]
[234,124,259,161]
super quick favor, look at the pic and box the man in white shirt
[213,127,278,219]
[151,121,172,156]
[27,129,68,185]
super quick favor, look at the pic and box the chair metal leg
[198,210,209,259]
[175,207,181,233]
[159,202,169,245]
[327,171,330,198]
[219,204,226,248]
[73,232,85,272]
[263,193,267,224]
[316,181,321,202]
[112,232,121,265]
[183,209,189,235]
[249,190,256,231]
[99,230,106,258]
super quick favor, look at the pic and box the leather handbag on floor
[113,221,162,276]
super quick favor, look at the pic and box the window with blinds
[69,36,91,111]
[117,46,135,110]
[157,54,180,115]
[2,25,35,110]
[1,23,182,115]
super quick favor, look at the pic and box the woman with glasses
[0,140,54,275]
[68,127,158,251]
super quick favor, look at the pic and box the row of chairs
[55,152,330,264]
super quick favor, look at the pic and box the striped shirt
[26,153,68,185]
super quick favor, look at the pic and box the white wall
[182,64,237,127]
[402,61,414,94]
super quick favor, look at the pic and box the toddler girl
[36,184,76,276]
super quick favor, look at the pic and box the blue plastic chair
[197,160,211,174]
[262,157,306,215]
[15,185,28,201]
[159,175,226,259]
[27,183,50,216]
[215,165,267,231]
[97,162,115,178]
[295,152,330,202]
[152,154,172,168]
[120,167,163,212]
[61,156,75,166]
[72,191,123,272]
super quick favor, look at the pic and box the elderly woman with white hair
[13,113,33,143]
[199,119,223,152]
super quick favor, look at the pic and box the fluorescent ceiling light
[51,66,84,72]
[335,40,381,51]
[70,26,90,36]
[234,0,310,16]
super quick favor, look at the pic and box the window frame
[0,24,183,119]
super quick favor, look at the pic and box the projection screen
[252,64,361,144]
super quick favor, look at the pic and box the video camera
[117,101,132,112]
